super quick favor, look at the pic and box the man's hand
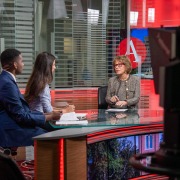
[45,111,61,121]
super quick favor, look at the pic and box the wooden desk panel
[34,140,59,180]
[65,138,87,180]
[34,138,87,180]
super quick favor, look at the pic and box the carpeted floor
[0,147,35,179]
[16,160,34,180]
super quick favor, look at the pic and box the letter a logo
[116,37,147,69]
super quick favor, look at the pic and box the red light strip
[129,173,168,180]
[87,124,163,144]
[59,139,64,180]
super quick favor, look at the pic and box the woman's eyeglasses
[114,63,125,68]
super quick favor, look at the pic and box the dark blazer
[0,70,47,147]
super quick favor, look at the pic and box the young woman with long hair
[24,52,74,113]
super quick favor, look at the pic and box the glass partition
[0,0,36,88]
[0,0,127,88]
[0,0,179,109]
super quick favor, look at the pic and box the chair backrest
[98,86,108,109]
[0,152,26,180]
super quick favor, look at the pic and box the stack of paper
[106,108,127,112]
[56,120,88,125]
[55,112,88,125]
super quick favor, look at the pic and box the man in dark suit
[0,49,60,147]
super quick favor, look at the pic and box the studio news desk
[33,108,164,180]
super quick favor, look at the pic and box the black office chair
[98,86,108,109]
[0,152,26,180]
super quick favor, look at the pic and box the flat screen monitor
[148,27,178,94]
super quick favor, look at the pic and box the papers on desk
[106,108,128,112]
[55,112,88,125]
[56,120,88,125]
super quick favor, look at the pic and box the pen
[114,95,119,102]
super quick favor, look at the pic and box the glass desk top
[50,108,164,129]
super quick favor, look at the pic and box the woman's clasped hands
[110,95,127,107]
